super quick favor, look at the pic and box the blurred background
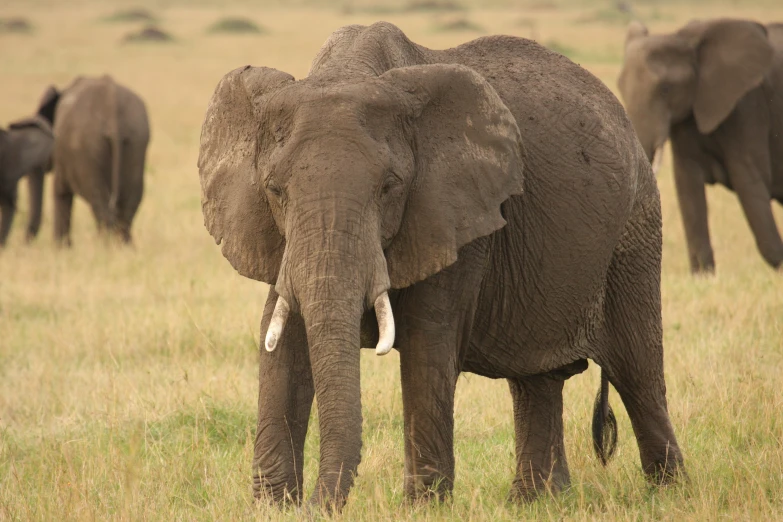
[1,0,781,520]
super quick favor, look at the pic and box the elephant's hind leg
[598,196,684,483]
[508,373,570,502]
[53,174,74,247]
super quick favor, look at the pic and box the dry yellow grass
[1,1,782,520]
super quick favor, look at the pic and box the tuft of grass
[122,25,174,43]
[404,0,464,12]
[433,17,484,32]
[207,17,265,34]
[101,8,157,23]
[0,17,33,33]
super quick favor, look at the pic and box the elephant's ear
[692,20,773,134]
[198,66,294,283]
[36,86,60,125]
[381,64,525,288]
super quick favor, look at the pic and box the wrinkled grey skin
[47,75,150,245]
[618,19,783,273]
[199,22,684,509]
[0,113,53,247]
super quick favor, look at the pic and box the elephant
[198,22,684,509]
[43,75,150,245]
[0,115,53,246]
[618,19,783,273]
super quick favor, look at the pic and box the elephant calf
[199,22,684,510]
[618,19,783,272]
[0,115,53,246]
[42,75,150,245]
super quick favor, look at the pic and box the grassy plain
[1,0,782,520]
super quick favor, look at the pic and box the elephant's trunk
[273,198,392,508]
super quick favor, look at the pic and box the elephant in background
[199,22,684,509]
[0,115,53,246]
[618,19,783,273]
[44,75,150,245]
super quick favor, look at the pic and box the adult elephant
[618,19,783,273]
[44,75,149,245]
[199,22,684,509]
[0,115,53,246]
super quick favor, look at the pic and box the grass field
[1,0,782,520]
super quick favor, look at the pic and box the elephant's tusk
[265,295,290,352]
[651,146,664,175]
[375,292,395,356]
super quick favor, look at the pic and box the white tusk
[651,146,664,175]
[265,295,290,352]
[374,292,395,356]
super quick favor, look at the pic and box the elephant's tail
[591,369,617,465]
[107,77,121,222]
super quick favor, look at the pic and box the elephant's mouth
[264,291,396,356]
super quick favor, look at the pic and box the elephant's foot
[252,468,303,507]
[641,446,686,486]
[509,465,570,503]
[404,471,453,503]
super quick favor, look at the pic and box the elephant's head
[198,64,524,503]
[617,19,773,171]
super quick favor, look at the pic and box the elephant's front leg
[508,374,569,501]
[397,242,487,501]
[25,167,45,242]
[399,323,459,501]
[0,194,17,247]
[253,288,314,505]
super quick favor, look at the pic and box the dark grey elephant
[0,115,53,246]
[199,22,684,509]
[618,19,783,273]
[44,75,150,245]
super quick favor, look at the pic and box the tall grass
[1,0,782,519]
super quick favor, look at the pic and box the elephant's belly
[464,265,608,379]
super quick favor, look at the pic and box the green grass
[1,0,783,519]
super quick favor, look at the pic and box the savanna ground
[1,0,782,519]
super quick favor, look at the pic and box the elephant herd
[0,75,149,246]
[3,16,783,511]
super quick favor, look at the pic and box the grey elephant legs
[599,198,684,482]
[25,168,45,241]
[53,176,74,247]
[508,374,570,501]
[253,290,314,504]
[0,198,16,246]
[400,325,459,500]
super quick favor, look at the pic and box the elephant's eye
[380,175,401,197]
[267,182,283,199]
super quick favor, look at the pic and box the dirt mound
[0,17,33,33]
